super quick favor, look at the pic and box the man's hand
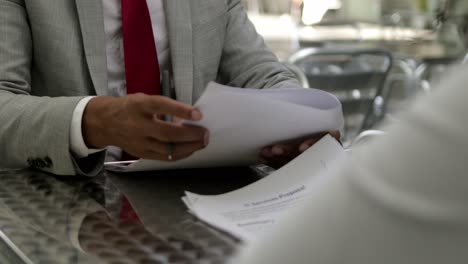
[259,131,341,169]
[82,94,209,161]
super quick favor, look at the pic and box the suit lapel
[75,0,108,96]
[164,0,194,104]
[75,0,193,100]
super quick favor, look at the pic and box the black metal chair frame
[288,47,394,139]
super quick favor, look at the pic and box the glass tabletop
[0,168,259,264]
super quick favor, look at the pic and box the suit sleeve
[0,0,104,176]
[218,0,300,89]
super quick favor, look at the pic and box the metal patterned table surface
[0,168,259,264]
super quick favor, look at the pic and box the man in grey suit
[0,0,334,176]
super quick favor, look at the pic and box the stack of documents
[182,135,346,241]
[107,82,343,172]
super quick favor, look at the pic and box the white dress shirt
[234,64,468,263]
[70,0,171,159]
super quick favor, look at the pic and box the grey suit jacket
[234,65,468,264]
[0,0,298,175]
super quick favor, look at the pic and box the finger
[260,147,274,158]
[172,116,184,124]
[329,131,341,141]
[148,121,209,143]
[270,144,298,157]
[261,143,299,159]
[329,131,343,146]
[299,137,324,152]
[143,96,203,121]
[298,131,340,152]
[145,138,207,156]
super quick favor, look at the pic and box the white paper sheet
[106,82,343,172]
[182,135,346,241]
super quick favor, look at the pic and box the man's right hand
[82,94,209,161]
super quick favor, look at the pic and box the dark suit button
[39,160,47,168]
[31,159,39,168]
[44,157,53,168]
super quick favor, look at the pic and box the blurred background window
[242,0,468,146]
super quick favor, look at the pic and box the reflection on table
[0,168,260,264]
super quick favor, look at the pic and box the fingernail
[272,146,284,155]
[299,143,310,152]
[204,131,210,146]
[191,110,202,121]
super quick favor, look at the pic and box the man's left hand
[259,131,341,169]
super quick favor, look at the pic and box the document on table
[182,135,346,241]
[106,82,343,172]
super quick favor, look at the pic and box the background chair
[282,62,310,88]
[380,54,421,116]
[352,129,386,147]
[289,48,393,145]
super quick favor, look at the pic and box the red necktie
[122,0,161,95]
[120,195,143,225]
[121,0,160,164]
[120,0,160,224]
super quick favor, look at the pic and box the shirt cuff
[70,97,104,158]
